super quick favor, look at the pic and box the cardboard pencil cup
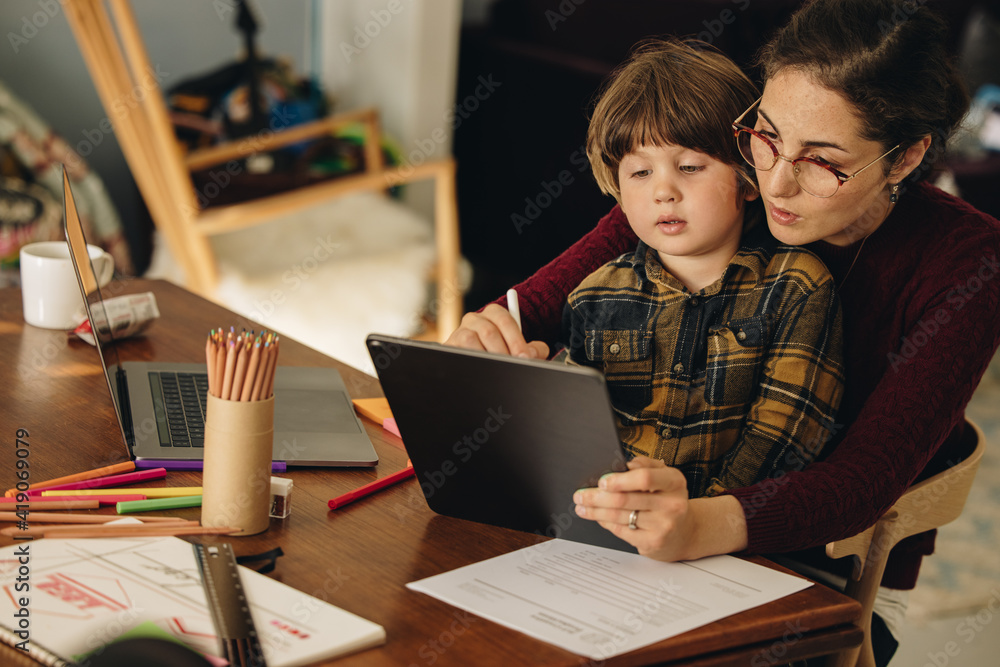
[201,394,274,535]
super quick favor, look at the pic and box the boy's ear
[738,170,759,202]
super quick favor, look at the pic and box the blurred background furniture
[63,0,462,349]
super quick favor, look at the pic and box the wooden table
[0,279,862,666]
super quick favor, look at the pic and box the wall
[319,0,461,217]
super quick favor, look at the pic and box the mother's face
[752,68,899,247]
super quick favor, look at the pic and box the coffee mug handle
[95,250,115,286]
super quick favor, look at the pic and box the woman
[445,1,1000,664]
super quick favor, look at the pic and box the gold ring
[628,509,639,530]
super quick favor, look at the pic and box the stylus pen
[328,462,415,510]
[506,288,522,332]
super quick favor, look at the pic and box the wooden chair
[825,418,986,667]
[63,0,463,339]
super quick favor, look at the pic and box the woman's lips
[769,204,801,226]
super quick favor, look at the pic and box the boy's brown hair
[587,38,759,202]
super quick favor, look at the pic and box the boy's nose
[654,177,680,203]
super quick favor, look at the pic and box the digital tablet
[366,334,634,552]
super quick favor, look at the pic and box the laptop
[365,333,635,552]
[62,166,378,467]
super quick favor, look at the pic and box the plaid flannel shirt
[562,223,844,497]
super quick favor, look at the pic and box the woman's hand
[444,304,550,359]
[573,456,749,561]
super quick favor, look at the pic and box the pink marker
[26,468,167,495]
[6,489,146,508]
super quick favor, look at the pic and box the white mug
[20,241,114,329]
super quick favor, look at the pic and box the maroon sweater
[496,182,1000,588]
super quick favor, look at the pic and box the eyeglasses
[732,97,899,198]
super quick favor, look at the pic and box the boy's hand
[444,304,550,359]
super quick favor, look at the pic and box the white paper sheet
[408,539,812,660]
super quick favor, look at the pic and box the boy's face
[618,144,755,279]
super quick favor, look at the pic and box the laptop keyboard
[149,371,208,447]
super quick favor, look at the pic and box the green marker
[117,495,203,514]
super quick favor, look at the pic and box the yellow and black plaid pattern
[563,225,844,498]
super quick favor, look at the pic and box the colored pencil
[239,338,262,401]
[1,519,198,537]
[25,468,166,495]
[264,337,279,399]
[221,338,237,398]
[206,328,279,401]
[117,495,203,514]
[3,495,144,506]
[0,500,100,510]
[38,525,240,539]
[0,512,192,524]
[4,460,135,496]
[42,487,203,498]
[214,329,226,397]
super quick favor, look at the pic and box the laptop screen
[62,165,130,447]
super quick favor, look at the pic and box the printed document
[408,538,812,660]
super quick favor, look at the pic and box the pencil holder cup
[201,394,274,536]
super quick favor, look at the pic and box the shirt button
[661,427,672,439]
[736,330,747,341]
[673,363,684,373]
[689,297,699,307]
[609,343,621,354]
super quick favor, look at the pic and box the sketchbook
[0,536,385,666]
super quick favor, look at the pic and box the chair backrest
[824,418,986,667]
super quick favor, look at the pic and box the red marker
[328,462,415,510]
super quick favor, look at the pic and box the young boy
[563,39,844,497]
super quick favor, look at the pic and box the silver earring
[889,184,899,204]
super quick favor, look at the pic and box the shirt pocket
[585,329,653,412]
[705,315,771,407]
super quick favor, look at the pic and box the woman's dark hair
[758,0,970,181]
